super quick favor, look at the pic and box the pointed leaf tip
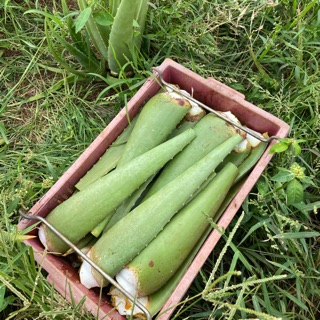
[75,7,92,33]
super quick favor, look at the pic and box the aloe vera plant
[30,0,150,76]
[78,134,243,288]
[38,128,196,254]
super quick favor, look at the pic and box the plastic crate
[18,58,290,319]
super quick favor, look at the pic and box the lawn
[1,0,319,319]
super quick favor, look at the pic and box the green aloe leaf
[108,0,149,74]
[109,0,121,16]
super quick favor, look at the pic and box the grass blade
[272,231,320,239]
[44,17,88,76]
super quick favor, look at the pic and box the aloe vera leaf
[215,144,251,173]
[135,0,149,47]
[96,92,191,233]
[116,163,239,297]
[104,102,205,232]
[108,0,149,74]
[109,0,122,17]
[167,106,206,139]
[117,92,191,167]
[235,141,268,183]
[38,129,196,254]
[63,232,95,256]
[109,177,247,318]
[75,115,138,191]
[148,178,247,318]
[77,0,109,60]
[94,90,192,236]
[80,134,243,287]
[103,175,155,234]
[103,95,196,233]
[144,113,243,200]
[90,213,113,238]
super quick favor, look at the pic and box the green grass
[1,0,320,319]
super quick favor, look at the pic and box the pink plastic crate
[18,58,290,319]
